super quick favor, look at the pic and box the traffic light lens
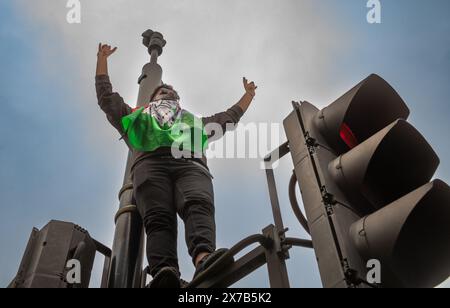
[340,123,359,149]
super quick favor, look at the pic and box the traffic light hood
[329,120,439,211]
[350,180,450,288]
[315,74,410,155]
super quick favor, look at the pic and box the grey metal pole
[107,30,166,288]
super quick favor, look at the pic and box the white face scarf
[148,99,181,128]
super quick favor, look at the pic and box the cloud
[16,0,350,118]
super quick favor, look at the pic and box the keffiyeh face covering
[147,99,181,128]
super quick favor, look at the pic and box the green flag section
[121,107,208,156]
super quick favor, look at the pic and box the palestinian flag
[121,106,208,156]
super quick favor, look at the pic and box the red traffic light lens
[315,74,410,154]
[340,123,359,149]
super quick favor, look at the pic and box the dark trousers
[132,157,216,277]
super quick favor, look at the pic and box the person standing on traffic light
[95,43,258,288]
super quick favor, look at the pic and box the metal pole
[263,225,291,288]
[263,144,292,288]
[107,30,166,288]
[264,142,290,232]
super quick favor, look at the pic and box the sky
[0,0,449,288]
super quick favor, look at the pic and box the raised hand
[96,43,117,76]
[97,43,118,58]
[243,77,258,98]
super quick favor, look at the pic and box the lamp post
[107,30,166,288]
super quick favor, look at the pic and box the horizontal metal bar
[195,246,268,288]
[284,237,314,249]
[93,239,112,257]
[188,234,271,288]
[264,141,290,166]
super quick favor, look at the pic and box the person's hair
[150,84,179,102]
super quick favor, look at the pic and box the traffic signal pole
[107,30,166,288]
[284,101,356,288]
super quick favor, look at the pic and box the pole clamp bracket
[114,205,139,224]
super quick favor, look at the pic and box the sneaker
[193,248,233,279]
[148,267,181,288]
[180,278,190,289]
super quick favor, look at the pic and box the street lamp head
[142,29,166,56]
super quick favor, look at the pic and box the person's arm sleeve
[202,104,245,141]
[95,75,132,135]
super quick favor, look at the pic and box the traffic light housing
[284,74,450,288]
[10,221,97,288]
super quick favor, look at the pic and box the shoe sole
[150,268,181,288]
[194,248,233,279]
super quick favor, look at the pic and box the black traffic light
[10,221,98,288]
[284,74,450,288]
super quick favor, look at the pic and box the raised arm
[95,43,132,135]
[202,77,257,140]
[238,77,257,113]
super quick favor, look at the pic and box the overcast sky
[1,0,449,288]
